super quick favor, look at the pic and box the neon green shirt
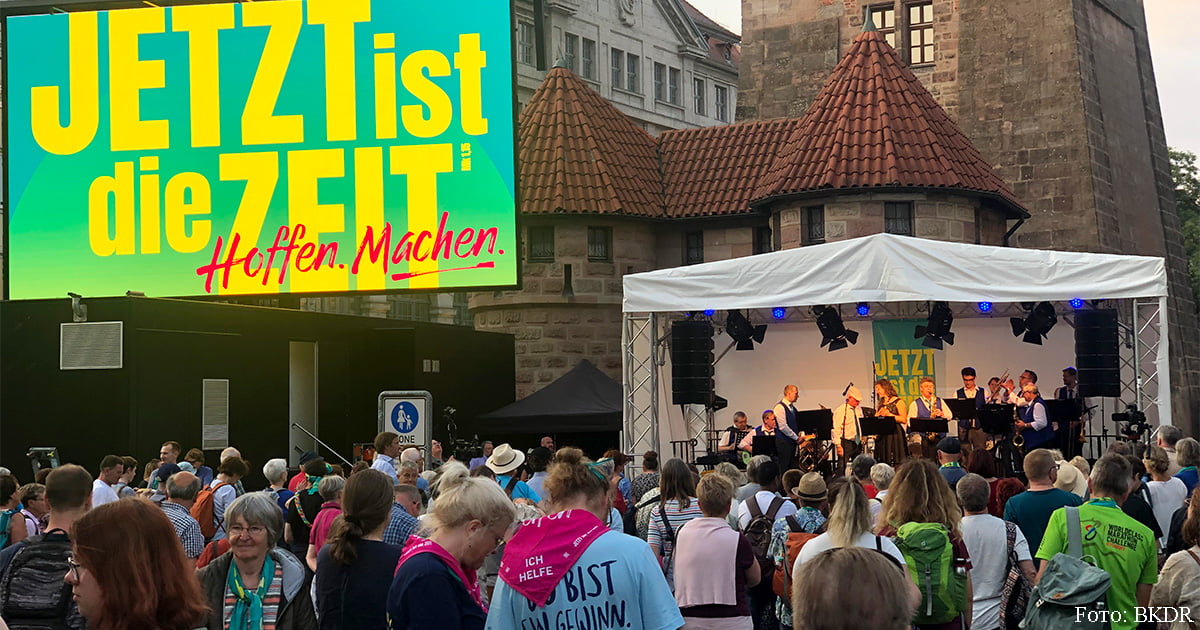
[1035,498,1158,630]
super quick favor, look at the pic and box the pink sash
[395,535,487,612]
[499,509,609,607]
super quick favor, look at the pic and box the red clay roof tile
[752,30,1025,217]
[518,66,664,218]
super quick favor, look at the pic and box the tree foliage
[1170,148,1200,308]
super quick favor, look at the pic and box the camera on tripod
[1113,404,1150,439]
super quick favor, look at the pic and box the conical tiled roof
[752,30,1027,217]
[518,66,664,217]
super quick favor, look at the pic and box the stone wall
[474,304,624,399]
[770,192,1006,247]
[738,0,960,121]
[654,219,768,268]
[469,217,657,396]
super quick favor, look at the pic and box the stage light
[915,301,955,350]
[856,303,870,317]
[703,309,715,317]
[725,310,767,351]
[812,306,859,352]
[1010,301,1058,345]
[978,302,993,313]
[1069,298,1085,309]
[772,307,787,320]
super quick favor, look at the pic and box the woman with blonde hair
[793,547,917,630]
[877,459,973,630]
[672,474,758,629]
[485,448,681,629]
[1146,444,1189,548]
[387,465,517,629]
[794,480,905,569]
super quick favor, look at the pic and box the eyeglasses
[227,525,268,538]
[66,556,82,582]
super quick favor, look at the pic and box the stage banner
[873,319,937,400]
[5,0,517,299]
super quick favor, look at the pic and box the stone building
[513,0,741,135]
[737,0,1200,425]
[478,27,1028,397]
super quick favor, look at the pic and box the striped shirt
[160,501,204,559]
[382,504,420,547]
[222,561,283,630]
[647,498,704,587]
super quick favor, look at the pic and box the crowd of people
[0,426,1195,629]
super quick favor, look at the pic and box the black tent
[476,360,621,432]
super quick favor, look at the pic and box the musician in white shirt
[832,386,865,466]
[739,410,778,451]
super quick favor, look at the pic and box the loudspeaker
[1075,309,1120,398]
[671,320,714,405]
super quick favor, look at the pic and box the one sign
[378,390,432,465]
[5,0,517,299]
[872,319,938,400]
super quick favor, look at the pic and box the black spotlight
[915,301,955,350]
[812,306,859,351]
[1011,301,1058,345]
[725,310,767,351]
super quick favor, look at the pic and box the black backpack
[0,530,84,630]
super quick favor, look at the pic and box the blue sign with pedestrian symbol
[391,401,420,434]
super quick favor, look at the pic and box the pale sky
[688,0,1200,157]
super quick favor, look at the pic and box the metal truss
[622,313,659,466]
[1130,299,1163,422]
[683,404,709,456]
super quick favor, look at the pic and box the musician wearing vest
[1054,367,1089,460]
[772,385,805,473]
[739,410,778,451]
[907,377,953,459]
[833,386,865,471]
[1015,384,1056,450]
[718,411,753,468]
[1004,369,1037,409]
[955,367,988,455]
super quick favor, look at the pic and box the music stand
[978,404,1015,435]
[796,409,834,441]
[752,436,778,457]
[860,415,897,436]
[909,418,950,434]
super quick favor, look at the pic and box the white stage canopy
[620,233,1172,460]
[622,233,1168,312]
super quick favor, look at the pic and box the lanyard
[1085,498,1118,509]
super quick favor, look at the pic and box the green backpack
[894,522,968,625]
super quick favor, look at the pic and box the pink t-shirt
[308,501,342,552]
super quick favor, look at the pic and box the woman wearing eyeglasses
[66,498,208,630]
[196,492,318,630]
[387,463,517,630]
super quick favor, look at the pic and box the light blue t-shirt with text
[484,530,682,630]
